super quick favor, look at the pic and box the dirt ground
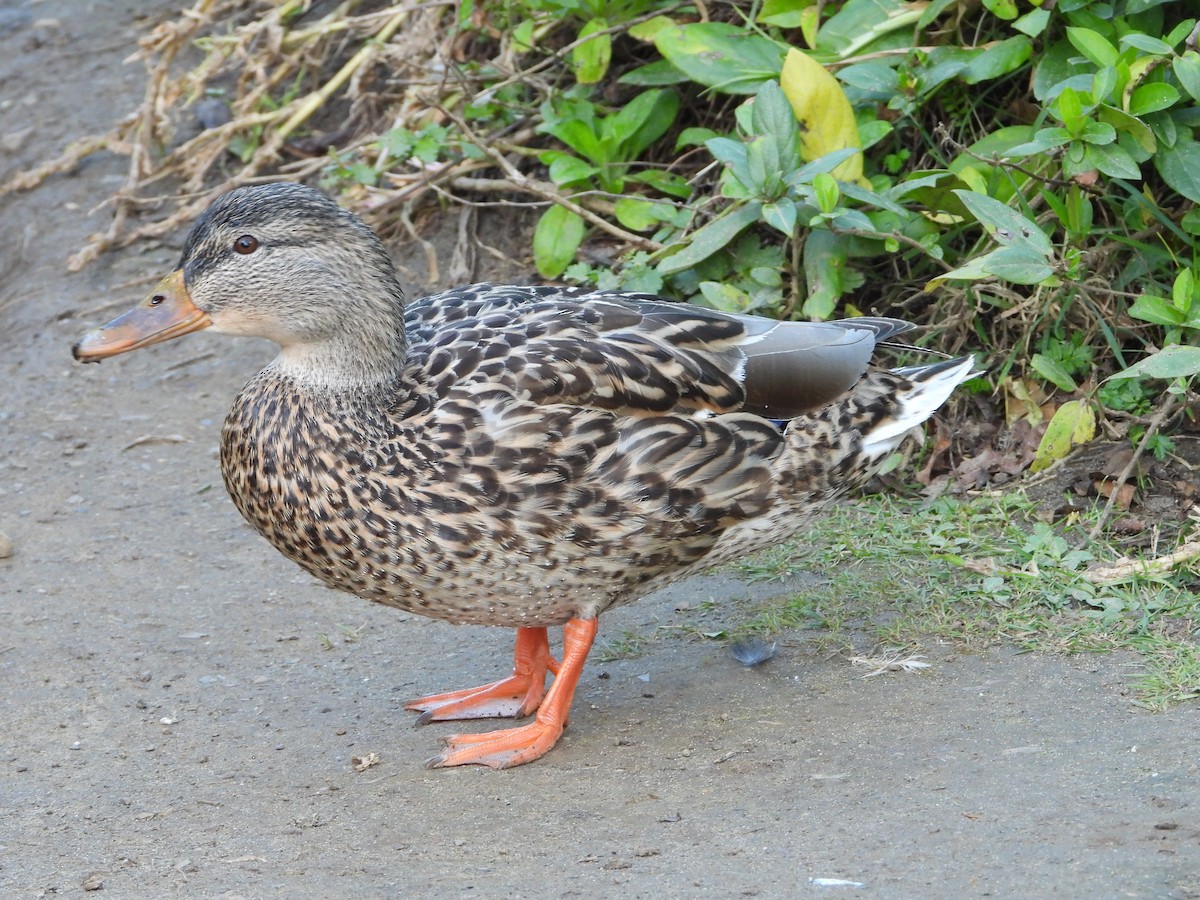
[2,3,1199,897]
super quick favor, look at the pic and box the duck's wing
[404,284,911,419]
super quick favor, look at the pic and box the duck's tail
[782,355,976,496]
[858,355,977,459]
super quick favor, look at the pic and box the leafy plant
[533,87,682,276]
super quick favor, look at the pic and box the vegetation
[728,491,1200,708]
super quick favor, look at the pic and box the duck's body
[222,283,956,629]
[74,182,973,768]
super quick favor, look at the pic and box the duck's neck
[269,308,409,404]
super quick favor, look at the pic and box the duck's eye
[234,235,259,255]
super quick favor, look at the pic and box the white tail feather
[860,356,976,457]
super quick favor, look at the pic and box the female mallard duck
[74,182,972,769]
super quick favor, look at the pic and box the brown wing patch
[403,286,748,417]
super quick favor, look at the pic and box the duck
[73,181,973,769]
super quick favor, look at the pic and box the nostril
[149,295,165,306]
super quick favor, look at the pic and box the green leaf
[628,15,675,41]
[751,81,801,167]
[572,19,611,84]
[1031,401,1096,473]
[1129,82,1180,116]
[539,101,605,165]
[746,135,784,198]
[1079,120,1117,144]
[952,190,1053,255]
[1004,126,1074,157]
[1085,142,1141,179]
[657,202,763,275]
[1128,294,1185,327]
[675,127,719,149]
[1109,346,1200,381]
[613,198,672,232]
[1174,51,1200,103]
[930,247,1054,287]
[1173,269,1195,312]
[961,36,1032,84]
[698,281,751,312]
[836,61,898,94]
[1056,86,1087,134]
[813,172,839,214]
[1155,137,1200,202]
[654,23,785,95]
[627,169,692,199]
[1012,8,1050,37]
[761,199,798,235]
[512,19,535,53]
[917,0,958,29]
[533,205,585,278]
[801,228,845,320]
[981,0,1017,20]
[1066,27,1119,69]
[757,0,814,28]
[618,60,690,87]
[981,246,1057,284]
[1119,33,1173,56]
[1097,105,1155,154]
[545,154,600,186]
[609,89,680,160]
[1032,40,1092,102]
[750,266,783,287]
[1030,353,1079,392]
[706,136,752,190]
[1091,65,1117,106]
[817,0,925,57]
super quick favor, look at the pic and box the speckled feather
[215,280,968,626]
[132,182,973,629]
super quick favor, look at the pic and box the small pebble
[0,532,13,559]
[193,97,232,130]
[82,873,104,891]
[0,127,33,153]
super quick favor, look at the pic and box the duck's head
[73,183,408,382]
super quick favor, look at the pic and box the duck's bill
[72,270,211,362]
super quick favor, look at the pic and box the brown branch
[1087,393,1182,540]
[438,106,663,251]
[1083,540,1200,584]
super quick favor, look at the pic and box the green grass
[595,627,652,662]
[728,492,1200,708]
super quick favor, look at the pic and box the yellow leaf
[779,48,865,185]
[1030,400,1096,473]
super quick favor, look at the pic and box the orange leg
[425,617,599,769]
[405,626,561,723]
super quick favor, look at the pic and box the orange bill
[72,270,211,362]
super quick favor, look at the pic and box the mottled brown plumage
[74,182,973,768]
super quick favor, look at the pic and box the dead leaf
[351,752,380,772]
[1001,377,1048,428]
[1094,479,1136,510]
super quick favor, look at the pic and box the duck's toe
[426,719,568,769]
[405,625,559,722]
